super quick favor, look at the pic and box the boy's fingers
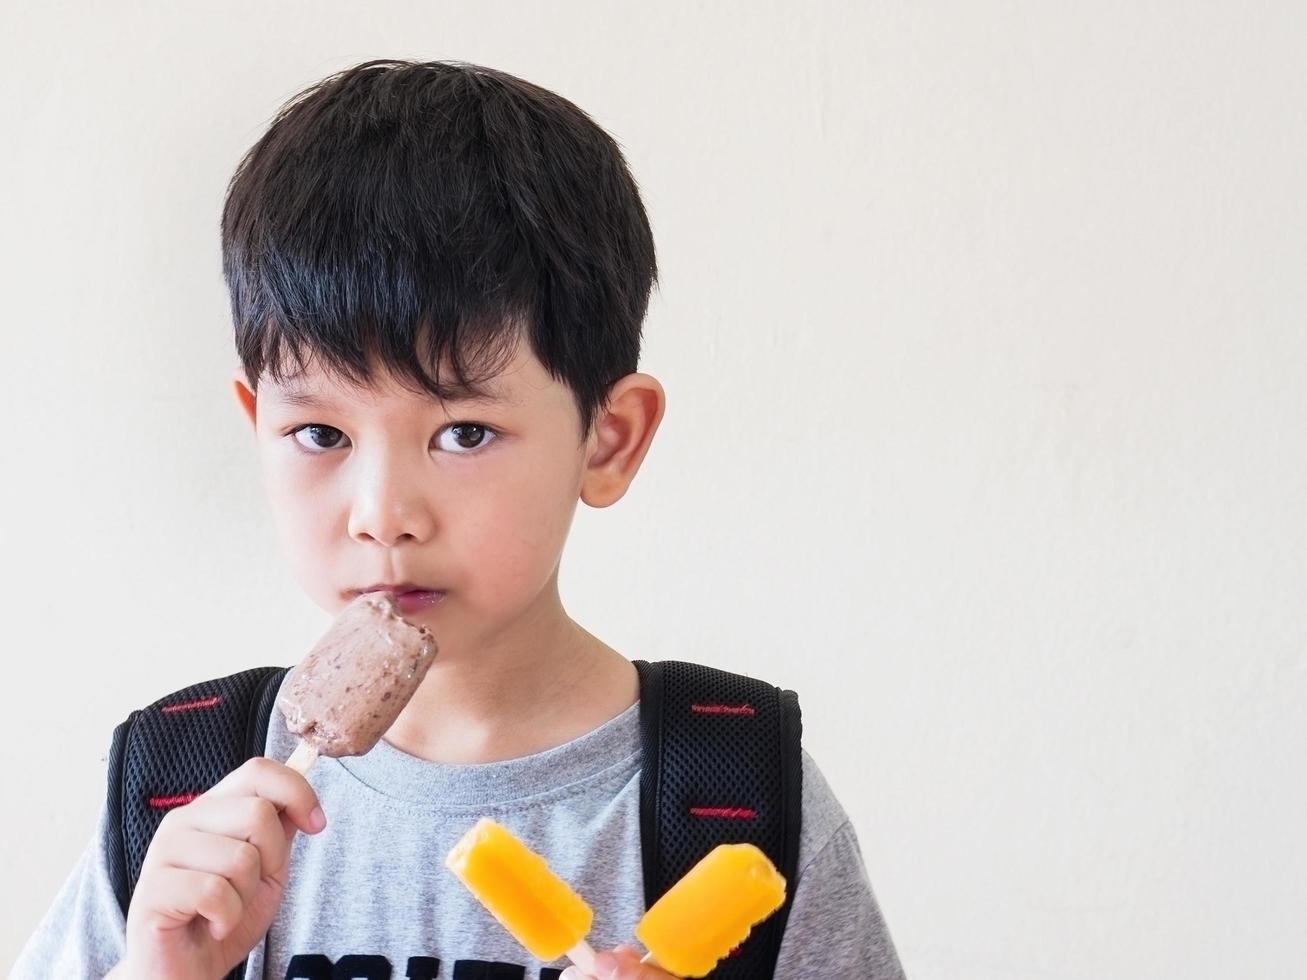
[592,947,677,980]
[150,829,263,910]
[205,756,326,837]
[176,796,293,882]
[152,867,244,941]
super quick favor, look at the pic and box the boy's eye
[291,424,349,452]
[435,423,497,453]
[287,423,498,455]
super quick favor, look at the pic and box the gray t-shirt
[13,672,905,979]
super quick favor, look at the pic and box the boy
[14,59,905,979]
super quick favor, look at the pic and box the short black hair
[221,58,658,441]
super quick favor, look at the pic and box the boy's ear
[232,368,257,428]
[580,372,666,509]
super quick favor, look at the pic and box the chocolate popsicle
[278,590,439,773]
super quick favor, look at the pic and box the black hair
[220,58,658,441]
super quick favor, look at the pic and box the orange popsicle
[636,843,788,978]
[445,818,597,972]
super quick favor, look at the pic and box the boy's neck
[380,610,639,765]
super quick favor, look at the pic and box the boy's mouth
[391,590,446,615]
[349,583,447,616]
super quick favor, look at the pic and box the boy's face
[232,339,662,663]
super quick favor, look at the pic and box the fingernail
[593,952,619,978]
[309,806,326,831]
[559,969,583,980]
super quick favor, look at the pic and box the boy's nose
[346,468,436,547]
[348,498,435,546]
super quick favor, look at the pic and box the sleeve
[772,750,907,979]
[10,794,128,979]
[773,819,906,978]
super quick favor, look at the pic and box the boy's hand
[561,945,681,980]
[110,756,326,980]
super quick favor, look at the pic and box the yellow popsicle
[635,843,788,978]
[445,818,596,965]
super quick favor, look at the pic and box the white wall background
[3,2,1304,976]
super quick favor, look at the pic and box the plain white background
[3,2,1304,976]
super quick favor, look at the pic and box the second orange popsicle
[445,817,597,972]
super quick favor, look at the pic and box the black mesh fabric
[109,665,289,980]
[633,659,803,980]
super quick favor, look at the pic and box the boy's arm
[773,816,907,978]
[11,794,128,979]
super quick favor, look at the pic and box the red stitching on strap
[690,703,755,716]
[689,806,757,820]
[147,793,199,809]
[160,695,222,714]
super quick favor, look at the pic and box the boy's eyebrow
[269,389,333,408]
[269,382,510,408]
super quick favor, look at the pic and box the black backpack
[104,659,803,980]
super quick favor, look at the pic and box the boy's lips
[392,590,446,615]
[351,582,443,597]
[348,583,447,616]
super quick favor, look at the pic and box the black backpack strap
[106,665,290,980]
[633,659,803,980]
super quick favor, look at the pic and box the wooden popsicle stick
[284,739,319,775]
[565,939,598,975]
[640,951,666,970]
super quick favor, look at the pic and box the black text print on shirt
[286,954,566,979]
